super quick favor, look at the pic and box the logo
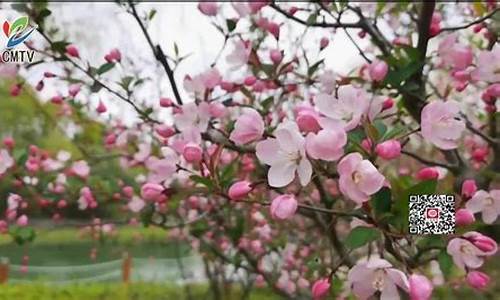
[1,16,37,63]
[425,208,440,220]
[3,16,37,49]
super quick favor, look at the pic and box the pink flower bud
[311,278,330,299]
[244,76,257,86]
[382,98,394,110]
[3,137,15,149]
[0,220,8,234]
[461,179,477,199]
[65,45,80,58]
[249,1,267,13]
[104,133,116,145]
[68,84,81,97]
[16,214,28,227]
[228,181,252,200]
[270,194,297,220]
[466,271,490,289]
[183,143,203,163]
[358,30,366,38]
[159,97,173,107]
[270,49,283,64]
[486,83,500,98]
[44,71,56,78]
[320,37,329,50]
[51,94,64,104]
[455,208,475,226]
[415,167,439,181]
[140,182,164,201]
[375,139,401,160]
[36,80,44,91]
[471,147,489,163]
[369,59,389,82]
[155,124,176,138]
[409,274,433,300]
[10,84,21,96]
[220,81,236,92]
[57,199,67,209]
[198,2,218,16]
[104,48,121,63]
[96,101,107,114]
[122,186,134,198]
[361,138,373,152]
[267,22,280,39]
[467,233,497,253]
[288,6,298,15]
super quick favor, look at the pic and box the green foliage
[0,283,278,300]
[345,227,380,249]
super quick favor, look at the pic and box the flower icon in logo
[3,16,37,49]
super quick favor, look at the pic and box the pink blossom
[311,278,330,299]
[347,257,409,300]
[305,123,347,161]
[375,140,401,160]
[141,182,164,202]
[270,194,297,220]
[267,22,280,39]
[208,102,226,118]
[78,187,97,210]
[438,34,473,70]
[338,153,385,204]
[0,149,14,175]
[228,181,252,200]
[128,196,145,213]
[16,215,28,227]
[198,1,218,16]
[229,108,264,145]
[256,122,312,187]
[68,84,81,97]
[65,45,80,58]
[133,143,151,163]
[455,208,475,226]
[447,235,495,270]
[465,190,500,224]
[409,274,433,300]
[183,142,203,163]
[155,124,175,139]
[368,59,389,82]
[421,100,465,150]
[471,46,500,83]
[314,86,368,131]
[104,48,121,63]
[71,160,90,179]
[145,149,177,183]
[466,271,490,289]
[226,40,251,70]
[461,179,477,199]
[183,68,221,94]
[174,102,211,133]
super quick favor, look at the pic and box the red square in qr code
[426,208,440,219]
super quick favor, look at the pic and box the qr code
[408,195,455,235]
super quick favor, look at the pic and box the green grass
[0,283,278,300]
[0,226,189,266]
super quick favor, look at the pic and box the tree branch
[440,8,500,32]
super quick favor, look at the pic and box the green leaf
[381,124,405,141]
[148,9,157,20]
[226,19,237,32]
[306,13,318,25]
[372,187,392,218]
[90,80,103,93]
[260,96,274,112]
[119,76,134,91]
[438,252,453,278]
[383,61,423,88]
[96,62,115,75]
[307,59,324,77]
[10,227,36,245]
[394,180,437,230]
[189,175,213,190]
[50,41,70,53]
[345,227,380,249]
